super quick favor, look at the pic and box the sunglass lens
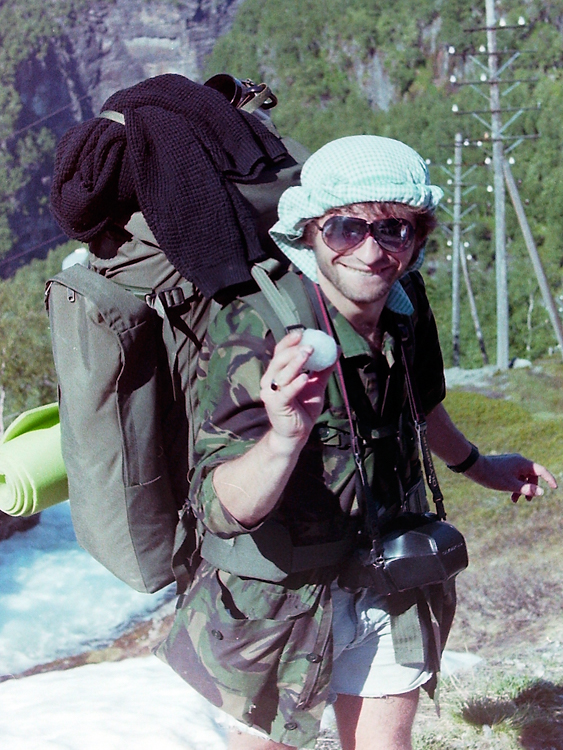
[322,217,369,253]
[320,216,415,254]
[375,219,414,251]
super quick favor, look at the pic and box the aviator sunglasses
[313,215,416,255]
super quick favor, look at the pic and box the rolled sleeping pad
[0,402,68,516]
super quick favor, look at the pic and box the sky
[0,488,482,749]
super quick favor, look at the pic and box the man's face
[310,204,416,314]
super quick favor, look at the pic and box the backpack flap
[46,264,178,593]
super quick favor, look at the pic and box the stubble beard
[316,256,398,306]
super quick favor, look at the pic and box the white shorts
[329,582,432,698]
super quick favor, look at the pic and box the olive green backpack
[45,74,312,594]
[43,69,315,594]
[45,247,313,595]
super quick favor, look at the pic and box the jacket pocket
[216,569,321,621]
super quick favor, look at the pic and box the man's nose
[353,235,387,264]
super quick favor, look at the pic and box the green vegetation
[2,0,563,367]
[0,241,76,434]
[397,371,563,749]
[405,371,563,749]
[437,377,563,530]
[6,1,563,409]
[206,0,563,368]
[414,673,563,748]
[0,0,87,259]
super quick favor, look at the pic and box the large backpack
[46,84,309,594]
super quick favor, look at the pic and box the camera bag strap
[397,319,446,520]
[304,280,448,567]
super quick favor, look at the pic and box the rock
[58,0,246,114]
[12,608,175,679]
[0,511,40,542]
[8,0,246,275]
[19,0,246,127]
[510,357,532,369]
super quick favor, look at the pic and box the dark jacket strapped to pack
[50,74,291,297]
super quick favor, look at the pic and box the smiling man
[159,136,556,750]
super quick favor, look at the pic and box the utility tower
[440,134,488,366]
[448,1,563,366]
[485,0,509,369]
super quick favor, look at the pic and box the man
[158,135,556,750]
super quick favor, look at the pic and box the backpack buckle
[157,286,186,310]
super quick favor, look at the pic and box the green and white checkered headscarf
[269,135,443,315]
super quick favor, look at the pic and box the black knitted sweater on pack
[50,74,288,297]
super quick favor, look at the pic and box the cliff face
[7,0,244,273]
[54,0,245,117]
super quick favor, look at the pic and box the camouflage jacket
[158,271,448,748]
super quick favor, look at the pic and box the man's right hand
[211,329,335,527]
[259,329,335,446]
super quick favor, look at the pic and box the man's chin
[337,279,393,305]
[316,263,399,308]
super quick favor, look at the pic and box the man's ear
[301,220,316,248]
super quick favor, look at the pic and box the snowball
[300,329,338,371]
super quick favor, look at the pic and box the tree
[0,242,72,434]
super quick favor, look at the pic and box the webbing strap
[398,320,446,521]
[200,529,352,582]
[390,604,425,665]
[239,85,273,113]
[250,264,302,331]
[116,281,194,306]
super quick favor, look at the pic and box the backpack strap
[247,265,317,341]
[46,262,152,325]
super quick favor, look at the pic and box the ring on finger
[270,379,280,392]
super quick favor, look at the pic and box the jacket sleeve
[189,299,276,536]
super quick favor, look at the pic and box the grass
[414,670,563,749]
[460,678,563,744]
[435,365,563,541]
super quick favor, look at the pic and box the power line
[6,93,91,142]
[0,95,91,269]
[0,233,67,268]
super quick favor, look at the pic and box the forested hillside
[0,0,242,276]
[3,0,563,425]
[205,0,563,367]
[0,1,87,272]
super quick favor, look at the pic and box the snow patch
[0,658,228,750]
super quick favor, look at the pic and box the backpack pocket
[46,264,178,592]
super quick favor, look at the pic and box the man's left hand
[426,404,558,503]
[463,453,557,503]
